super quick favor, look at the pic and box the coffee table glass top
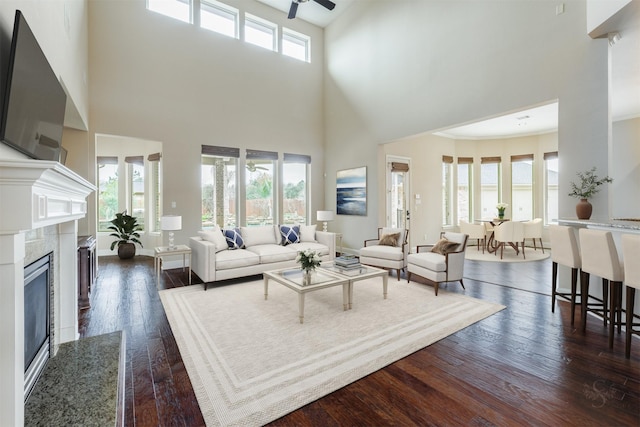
[273,268,345,287]
[320,261,385,277]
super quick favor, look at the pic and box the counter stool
[578,229,624,349]
[621,234,640,359]
[549,225,581,325]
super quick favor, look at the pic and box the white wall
[612,117,640,218]
[88,0,326,245]
[325,1,612,247]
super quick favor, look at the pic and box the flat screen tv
[0,10,66,162]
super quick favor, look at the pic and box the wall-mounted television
[0,10,66,162]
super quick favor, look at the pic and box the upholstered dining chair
[460,220,486,253]
[492,221,525,259]
[621,234,640,359]
[578,228,624,349]
[548,225,581,325]
[359,227,408,280]
[523,218,544,253]
[406,231,468,296]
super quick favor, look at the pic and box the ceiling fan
[246,161,269,172]
[288,0,336,19]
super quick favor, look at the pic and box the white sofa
[190,224,336,289]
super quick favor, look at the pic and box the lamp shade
[161,215,182,231]
[316,210,334,222]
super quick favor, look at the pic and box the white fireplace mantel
[0,158,95,426]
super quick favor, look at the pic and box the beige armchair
[406,231,469,295]
[359,227,408,280]
[523,218,544,252]
[460,220,486,253]
[493,221,525,259]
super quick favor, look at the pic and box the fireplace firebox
[24,253,52,401]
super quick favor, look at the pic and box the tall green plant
[108,211,143,250]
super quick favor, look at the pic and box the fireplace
[23,253,52,401]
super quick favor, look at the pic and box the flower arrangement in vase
[568,167,613,220]
[496,203,508,220]
[296,249,322,285]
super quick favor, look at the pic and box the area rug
[160,277,505,426]
[465,246,550,262]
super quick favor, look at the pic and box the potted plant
[568,167,613,220]
[108,210,143,259]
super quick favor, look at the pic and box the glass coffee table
[263,268,350,324]
[320,262,388,309]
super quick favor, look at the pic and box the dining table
[478,218,520,255]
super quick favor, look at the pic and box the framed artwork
[336,166,367,216]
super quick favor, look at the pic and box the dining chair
[493,221,525,259]
[459,220,486,253]
[523,218,544,253]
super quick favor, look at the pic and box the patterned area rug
[465,246,550,262]
[160,277,505,426]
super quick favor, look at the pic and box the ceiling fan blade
[313,0,335,11]
[287,2,298,19]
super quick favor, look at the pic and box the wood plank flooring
[79,254,640,426]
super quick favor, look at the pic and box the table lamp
[161,215,182,250]
[316,210,334,232]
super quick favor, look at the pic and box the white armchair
[460,220,486,253]
[493,221,525,259]
[523,218,544,252]
[359,227,408,280]
[406,231,469,296]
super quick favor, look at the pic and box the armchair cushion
[360,245,405,261]
[431,237,460,255]
[379,232,400,247]
[407,252,447,272]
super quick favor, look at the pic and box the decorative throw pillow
[280,225,300,245]
[379,232,400,247]
[431,238,459,255]
[198,227,228,253]
[299,224,317,242]
[240,225,279,247]
[223,228,245,249]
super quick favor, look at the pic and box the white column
[58,220,79,344]
[0,232,26,427]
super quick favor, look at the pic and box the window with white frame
[126,156,146,230]
[201,145,239,229]
[442,156,453,226]
[457,158,473,224]
[544,151,559,225]
[200,0,238,38]
[148,153,162,232]
[245,149,277,226]
[282,154,310,224]
[282,28,310,62]
[480,157,501,219]
[97,156,119,232]
[147,0,191,23]
[244,14,277,51]
[511,154,534,221]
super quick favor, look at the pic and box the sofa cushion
[288,241,330,257]
[299,224,317,242]
[215,249,259,270]
[359,245,404,261]
[279,225,300,245]
[246,244,298,263]
[198,227,228,253]
[223,228,245,249]
[407,252,447,272]
[241,225,279,247]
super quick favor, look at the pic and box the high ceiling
[257,0,639,139]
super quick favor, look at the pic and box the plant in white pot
[108,211,143,259]
[568,167,613,220]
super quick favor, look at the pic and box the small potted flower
[496,202,508,220]
[296,249,322,285]
[569,167,613,220]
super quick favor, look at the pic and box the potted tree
[108,210,143,259]
[569,167,613,220]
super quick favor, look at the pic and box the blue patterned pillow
[223,228,244,249]
[279,225,300,246]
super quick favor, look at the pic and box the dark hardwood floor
[79,253,640,426]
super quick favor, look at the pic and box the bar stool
[549,225,581,325]
[578,229,624,349]
[621,234,640,359]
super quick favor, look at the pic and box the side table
[154,245,192,285]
